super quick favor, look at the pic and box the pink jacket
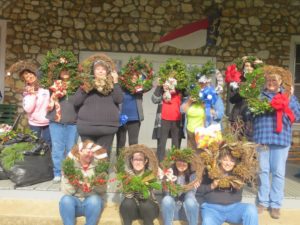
[23,88,50,126]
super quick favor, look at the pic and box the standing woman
[252,66,300,219]
[159,148,203,225]
[117,144,161,225]
[40,49,80,183]
[7,61,51,145]
[74,54,123,156]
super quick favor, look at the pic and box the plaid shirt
[253,91,300,146]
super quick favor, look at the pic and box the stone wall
[0,0,300,127]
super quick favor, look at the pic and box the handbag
[194,122,222,148]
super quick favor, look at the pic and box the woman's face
[265,74,281,93]
[79,148,94,165]
[220,155,236,172]
[60,70,70,81]
[22,71,37,85]
[244,62,254,74]
[94,64,108,79]
[131,152,147,173]
[175,160,188,173]
[131,74,138,84]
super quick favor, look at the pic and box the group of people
[8,51,300,225]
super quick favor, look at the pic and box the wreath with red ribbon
[119,56,154,94]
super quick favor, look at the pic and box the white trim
[289,35,300,80]
[0,20,7,102]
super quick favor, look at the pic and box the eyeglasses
[132,158,145,162]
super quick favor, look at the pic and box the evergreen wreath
[62,158,109,193]
[234,55,264,72]
[40,48,80,95]
[78,54,116,95]
[115,144,161,199]
[158,58,189,91]
[239,67,273,115]
[119,56,154,94]
[62,140,110,193]
[159,148,204,196]
[187,61,216,102]
[199,139,258,189]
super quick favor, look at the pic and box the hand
[111,70,118,83]
[81,82,93,93]
[210,108,216,117]
[50,93,58,101]
[25,86,35,95]
[193,181,200,189]
[211,179,219,190]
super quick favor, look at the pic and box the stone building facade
[0,0,300,146]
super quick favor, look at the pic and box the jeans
[49,122,78,177]
[201,202,258,225]
[59,195,103,225]
[257,144,290,208]
[29,125,51,147]
[161,193,199,225]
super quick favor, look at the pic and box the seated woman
[198,141,258,225]
[59,140,109,225]
[160,148,203,225]
[117,144,160,225]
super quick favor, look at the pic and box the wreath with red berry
[159,148,204,196]
[62,140,110,193]
[119,56,154,94]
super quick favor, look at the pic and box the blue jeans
[257,144,290,208]
[161,193,199,225]
[49,122,78,177]
[29,125,51,147]
[201,202,258,225]
[59,195,103,225]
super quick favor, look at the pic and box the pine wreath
[40,48,80,95]
[158,58,189,91]
[187,60,216,102]
[159,148,204,196]
[239,67,273,115]
[62,140,109,193]
[199,140,258,189]
[115,144,161,199]
[119,56,154,94]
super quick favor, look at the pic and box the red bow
[225,64,241,83]
[270,93,295,133]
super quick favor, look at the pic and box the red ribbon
[270,93,295,133]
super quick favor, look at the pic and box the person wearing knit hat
[6,61,51,146]
[74,54,123,157]
[59,140,109,225]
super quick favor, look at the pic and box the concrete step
[0,196,300,225]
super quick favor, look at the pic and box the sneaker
[257,204,267,214]
[53,176,61,183]
[270,208,280,219]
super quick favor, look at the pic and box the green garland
[116,153,161,199]
[158,58,188,91]
[239,68,273,115]
[40,48,80,95]
[0,142,35,170]
[62,158,109,193]
[119,56,154,94]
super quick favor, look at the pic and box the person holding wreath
[116,56,154,155]
[116,144,161,225]
[198,140,258,225]
[152,58,188,161]
[40,49,80,183]
[159,148,203,225]
[59,139,109,225]
[181,63,224,151]
[74,54,123,156]
[7,61,51,146]
[248,66,300,219]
